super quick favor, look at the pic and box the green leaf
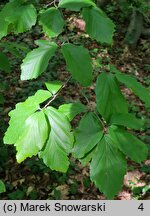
[111,65,150,107]
[0,51,11,73]
[0,1,37,39]
[61,44,93,86]
[40,107,74,172]
[0,180,6,194]
[45,81,62,95]
[39,7,65,37]
[3,90,51,144]
[6,4,37,34]
[90,135,127,199]
[58,0,95,11]
[79,146,96,166]
[58,103,87,121]
[95,72,128,122]
[109,126,148,163]
[15,111,48,163]
[21,40,58,80]
[73,112,103,158]
[0,7,9,40]
[82,7,115,44]
[110,113,144,130]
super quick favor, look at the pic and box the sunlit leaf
[40,107,74,172]
[4,90,51,144]
[58,103,87,121]
[45,81,62,95]
[21,40,58,80]
[15,111,48,163]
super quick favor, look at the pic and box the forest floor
[0,4,150,200]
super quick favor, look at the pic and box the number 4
[138,203,144,211]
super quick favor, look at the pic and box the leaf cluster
[1,0,149,199]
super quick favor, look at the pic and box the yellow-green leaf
[15,111,48,163]
[40,107,74,172]
[21,40,58,80]
[4,90,51,144]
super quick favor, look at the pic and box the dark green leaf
[109,126,148,163]
[73,112,103,158]
[82,7,115,44]
[95,72,128,122]
[110,113,144,130]
[90,135,127,199]
[111,65,150,107]
[61,44,93,86]
[0,51,11,73]
[39,7,65,37]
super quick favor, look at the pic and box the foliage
[82,7,115,44]
[61,44,93,86]
[119,0,150,16]
[39,7,65,38]
[0,0,149,199]
[21,40,58,80]
[0,0,37,39]
[0,180,6,194]
[0,51,11,73]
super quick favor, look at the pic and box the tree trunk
[124,8,143,49]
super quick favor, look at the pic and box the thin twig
[81,90,90,105]
[54,0,58,8]
[43,76,72,109]
[94,110,106,132]
[43,0,59,8]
